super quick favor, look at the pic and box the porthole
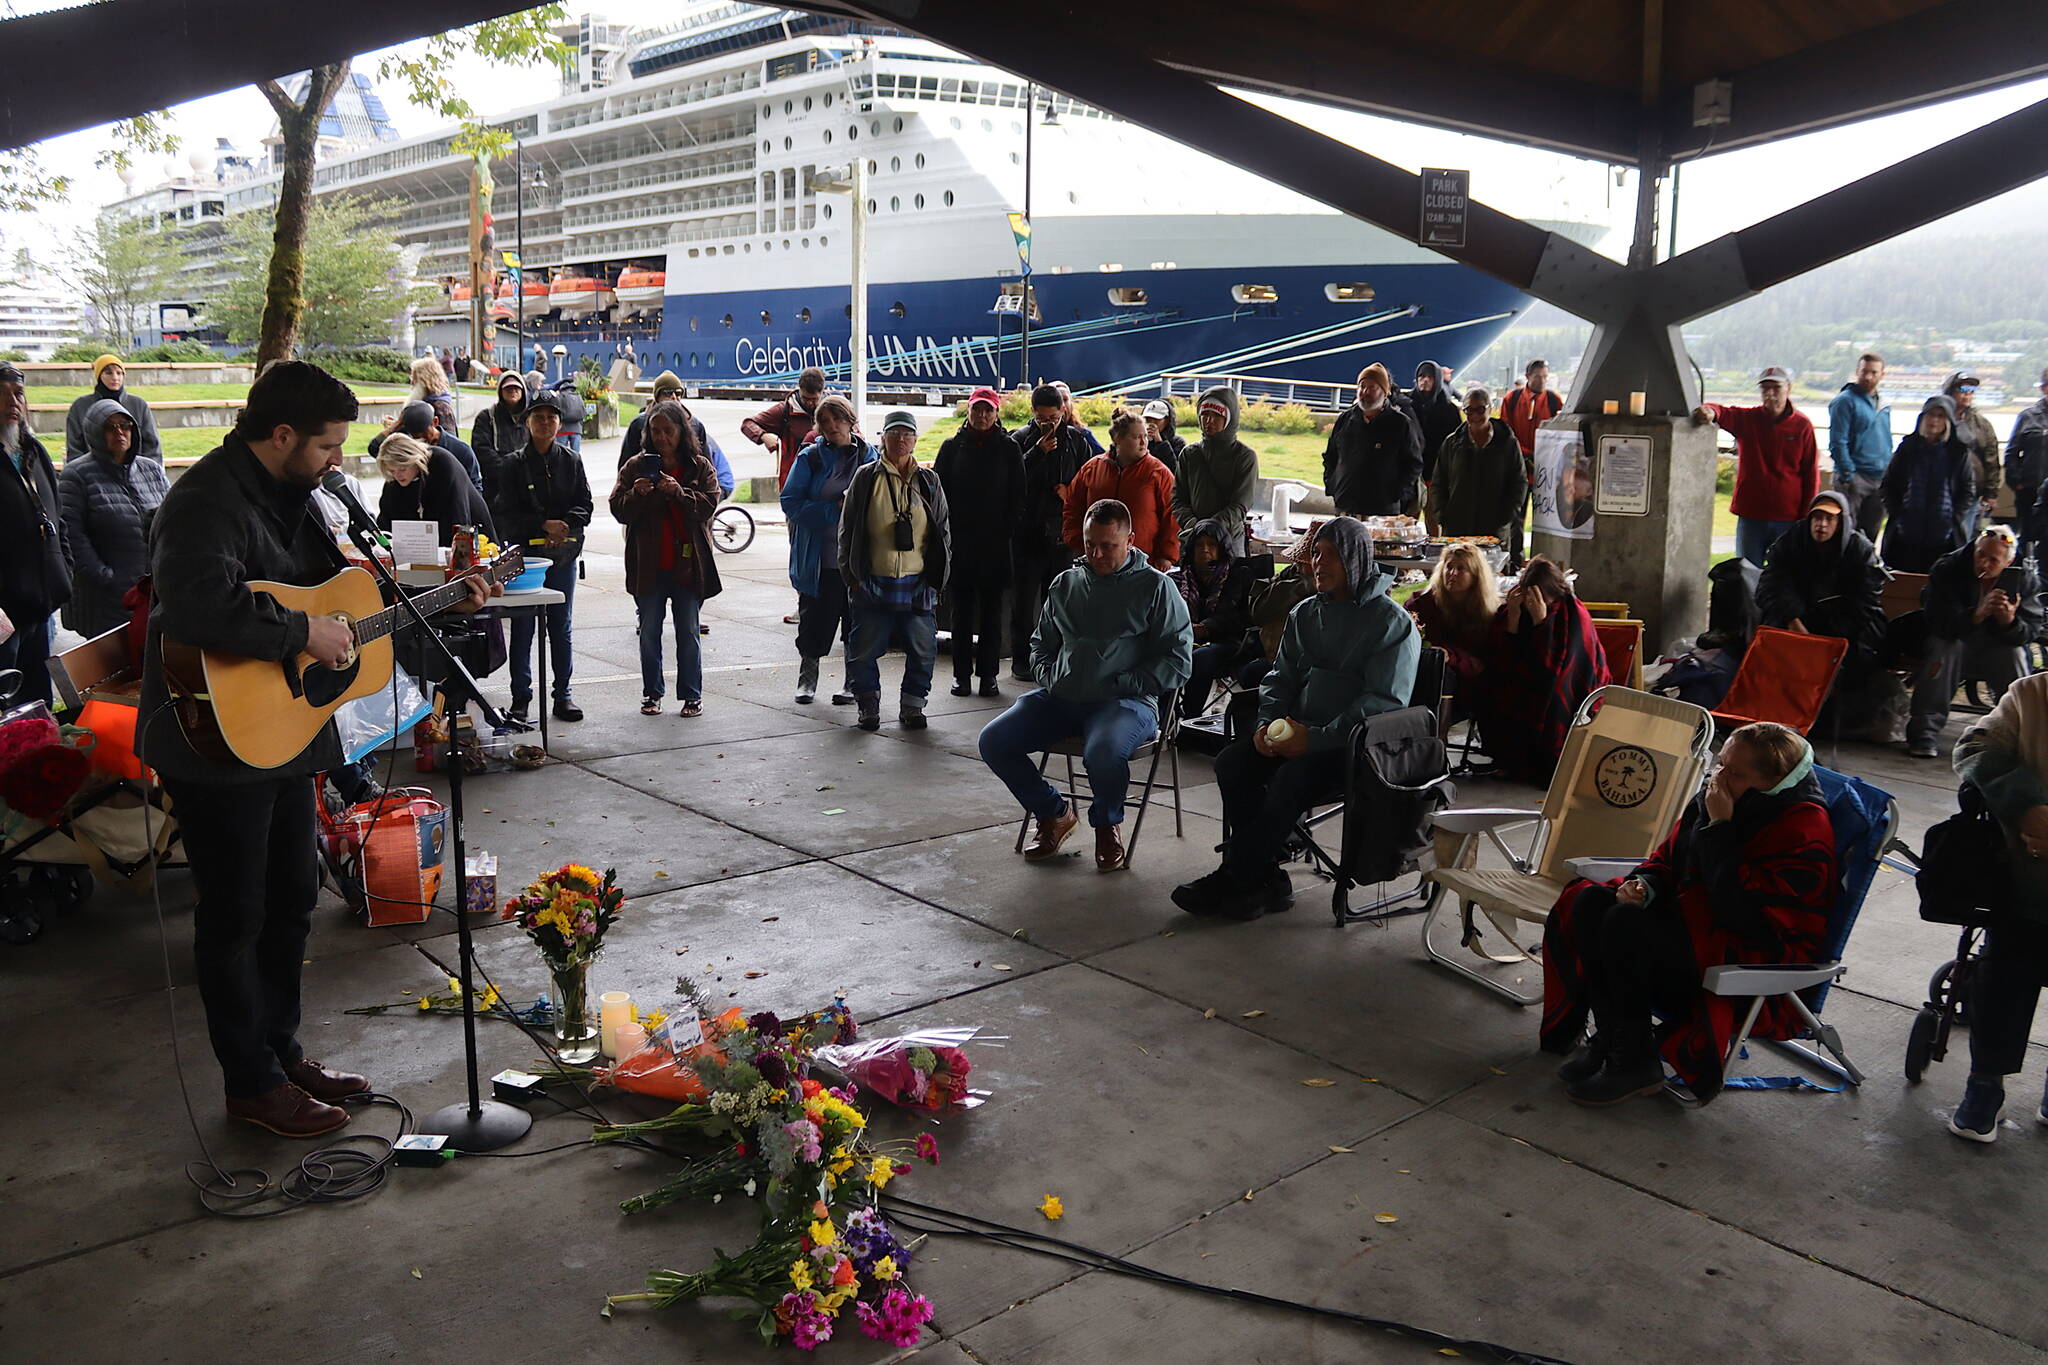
[870,120,881,135]
[722,244,735,255]
[762,104,772,119]
[823,92,834,106]
[867,198,877,213]
[688,248,700,259]
[803,96,813,111]
[1230,284,1279,303]
[943,190,955,206]
[889,300,906,318]
[799,307,812,323]
[981,119,993,132]
[763,239,772,252]
[914,153,926,168]
[950,116,962,130]
[744,242,752,253]
[1011,121,1023,135]
[914,193,925,209]
[893,117,904,133]
[1009,151,1020,165]
[690,316,699,331]
[784,99,794,114]
[1324,282,1376,301]
[721,313,734,327]
[819,235,828,246]
[783,136,793,150]
[823,130,833,143]
[1067,190,1078,204]
[1108,287,1148,306]
[783,238,792,250]
[890,156,901,172]
[762,140,771,153]
[847,125,859,139]
[889,196,900,211]
[868,159,878,174]
[823,204,834,219]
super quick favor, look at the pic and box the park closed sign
[1420,168,1469,248]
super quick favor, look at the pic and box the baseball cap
[524,393,565,417]
[1142,399,1171,420]
[1757,366,1791,386]
[882,409,918,433]
[968,387,1002,410]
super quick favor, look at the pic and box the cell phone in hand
[1998,566,2027,596]
[636,453,663,482]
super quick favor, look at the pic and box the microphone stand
[334,497,530,1152]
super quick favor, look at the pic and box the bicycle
[710,502,756,553]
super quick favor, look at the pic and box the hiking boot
[1022,804,1079,860]
[899,704,929,731]
[1094,824,1125,872]
[1172,866,1235,915]
[226,1083,349,1138]
[796,656,820,704]
[1218,867,1294,922]
[1948,1074,2005,1143]
[855,693,881,732]
[979,678,1001,698]
[1566,1053,1666,1106]
[1555,1038,1610,1086]
[285,1058,371,1103]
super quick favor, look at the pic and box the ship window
[820,235,828,246]
[762,105,772,119]
[943,190,955,206]
[690,316,699,331]
[722,245,734,254]
[762,140,771,153]
[823,204,834,220]
[784,100,793,114]
[890,156,901,172]
[890,301,907,318]
[915,153,926,168]
[847,125,858,139]
[783,239,792,250]
[763,241,772,252]
[914,194,925,209]
[721,314,733,328]
[981,119,993,132]
[823,130,833,143]
[889,196,900,212]
[1325,282,1376,302]
[802,237,811,248]
[867,199,877,214]
[868,159,878,174]
[803,96,813,111]
[870,120,881,135]
[893,117,904,133]
[761,310,771,324]
[1231,284,1279,303]
[950,116,962,130]
[844,304,853,319]
[799,308,812,323]
[783,137,793,151]
[823,92,833,106]
[688,249,699,259]
[1108,288,1148,306]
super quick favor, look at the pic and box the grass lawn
[912,413,1744,542]
[145,422,394,464]
[27,383,409,405]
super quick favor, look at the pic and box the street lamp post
[1021,83,1032,388]
[809,160,867,415]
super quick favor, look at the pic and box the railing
[1158,370,1357,411]
[547,71,760,133]
[563,190,753,229]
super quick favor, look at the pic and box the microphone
[320,468,380,536]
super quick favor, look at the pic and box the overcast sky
[4,6,2045,267]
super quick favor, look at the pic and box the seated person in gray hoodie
[1174,518,1420,921]
[978,498,1192,873]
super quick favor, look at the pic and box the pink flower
[777,1292,834,1350]
[914,1132,940,1164]
[782,1118,823,1163]
[855,1287,934,1347]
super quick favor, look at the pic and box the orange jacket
[1062,453,1179,565]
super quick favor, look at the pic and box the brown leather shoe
[1022,804,1080,861]
[286,1058,371,1102]
[1094,824,1125,872]
[226,1083,350,1138]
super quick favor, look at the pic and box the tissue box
[465,851,499,918]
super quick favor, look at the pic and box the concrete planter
[28,394,406,437]
[583,405,619,439]
[13,361,255,388]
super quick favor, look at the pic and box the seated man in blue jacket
[978,498,1192,872]
[1174,517,1420,920]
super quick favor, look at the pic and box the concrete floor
[4,440,2045,1364]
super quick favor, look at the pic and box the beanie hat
[1198,397,1229,419]
[93,354,124,383]
[652,369,684,396]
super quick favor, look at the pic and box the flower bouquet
[815,1028,988,1111]
[600,980,943,1350]
[505,863,624,1062]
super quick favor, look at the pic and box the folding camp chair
[1010,693,1183,870]
[1423,686,1716,1004]
[1710,625,1848,736]
[1580,601,1632,621]
[1591,619,1645,691]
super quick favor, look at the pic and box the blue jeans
[1735,517,1799,568]
[978,690,1157,827]
[510,555,576,703]
[0,613,53,707]
[634,570,703,701]
[846,606,937,702]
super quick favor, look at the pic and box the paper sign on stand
[390,520,442,570]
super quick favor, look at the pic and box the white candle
[1602,399,1620,415]
[1628,391,1647,416]
[612,1021,648,1061]
[599,990,634,1059]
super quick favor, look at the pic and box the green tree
[213,195,436,351]
[59,214,184,346]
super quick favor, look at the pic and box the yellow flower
[871,1256,898,1282]
[823,1171,838,1191]
[821,1283,857,1313]
[563,863,601,889]
[826,1150,855,1176]
[640,1009,667,1029]
[445,976,463,995]
[808,1218,836,1248]
[788,1259,813,1292]
[1038,1194,1064,1221]
[866,1155,896,1189]
[417,997,431,1011]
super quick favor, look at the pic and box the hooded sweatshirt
[1028,545,1192,712]
[1177,517,1258,644]
[472,375,528,499]
[1408,362,1462,486]
[1880,395,1974,572]
[1256,518,1420,753]
[58,397,170,636]
[1940,371,2002,504]
[933,416,1023,584]
[1323,385,1424,517]
[1755,491,1886,656]
[1172,386,1258,554]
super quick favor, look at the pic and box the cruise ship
[105,5,1604,397]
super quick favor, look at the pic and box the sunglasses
[1959,384,1979,394]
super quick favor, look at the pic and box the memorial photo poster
[1532,427,1594,540]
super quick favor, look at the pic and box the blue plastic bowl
[505,554,551,592]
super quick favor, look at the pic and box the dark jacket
[1258,518,1420,753]
[140,435,350,783]
[65,386,162,464]
[1029,546,1192,711]
[837,459,951,610]
[1177,517,1257,646]
[1148,435,1183,479]
[932,419,1023,584]
[58,397,170,637]
[1880,398,1974,573]
[1756,515,1886,658]
[608,445,724,600]
[490,437,593,557]
[1172,386,1258,553]
[0,428,70,625]
[1012,418,1094,555]
[1433,418,1526,540]
[1323,400,1423,517]
[470,386,527,501]
[1923,543,2044,648]
[370,427,483,491]
[2007,397,2048,495]
[377,446,497,545]
[1408,364,1462,485]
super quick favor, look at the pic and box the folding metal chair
[1010,693,1183,869]
[1423,686,1716,1004]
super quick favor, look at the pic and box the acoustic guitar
[161,549,524,770]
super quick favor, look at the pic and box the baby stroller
[1902,782,2003,1083]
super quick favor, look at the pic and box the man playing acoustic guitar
[142,361,494,1137]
